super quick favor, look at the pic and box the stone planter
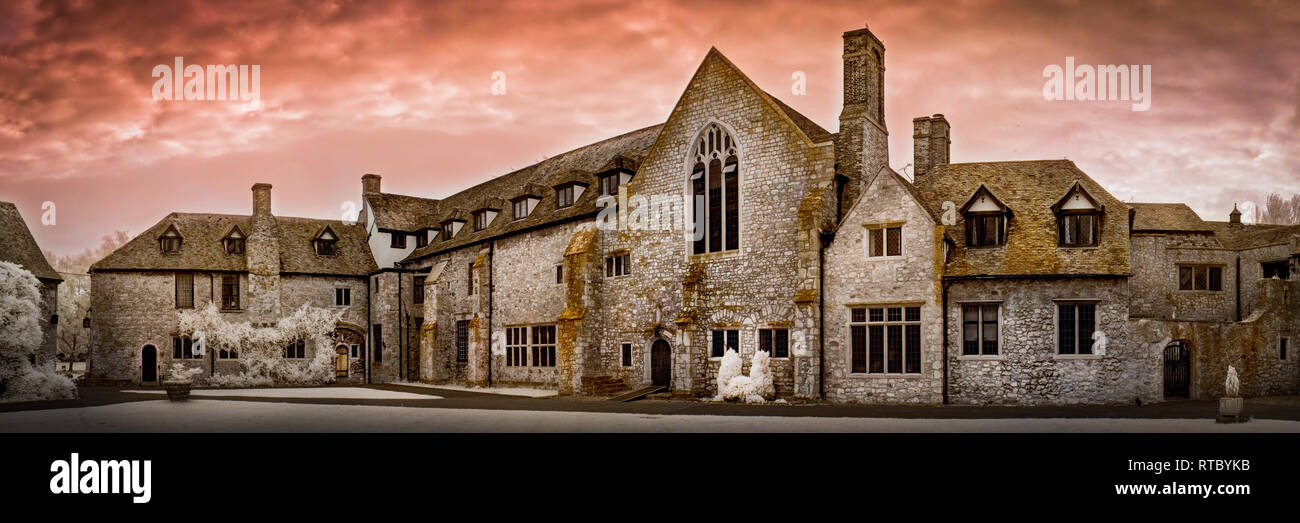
[163,380,193,402]
[1216,397,1246,423]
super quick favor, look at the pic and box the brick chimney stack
[362,173,381,195]
[837,24,889,217]
[252,183,273,217]
[912,114,951,179]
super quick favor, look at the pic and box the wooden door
[651,340,671,386]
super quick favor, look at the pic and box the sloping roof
[403,123,664,262]
[365,193,439,232]
[767,95,834,144]
[1130,202,1213,233]
[0,201,61,281]
[1206,221,1300,251]
[91,213,377,276]
[913,160,1131,277]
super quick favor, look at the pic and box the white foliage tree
[749,349,775,400]
[716,348,741,397]
[176,302,344,386]
[0,261,77,402]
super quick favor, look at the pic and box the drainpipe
[941,279,951,405]
[365,274,372,384]
[487,241,495,387]
[818,232,827,399]
[398,269,404,381]
[1235,255,1241,322]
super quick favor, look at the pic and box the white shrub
[177,302,344,386]
[750,349,775,400]
[715,349,741,399]
[0,261,76,402]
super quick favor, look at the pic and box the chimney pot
[913,114,951,179]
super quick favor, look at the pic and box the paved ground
[4,398,1298,432]
[3,384,1300,425]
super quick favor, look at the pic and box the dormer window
[598,172,621,197]
[159,225,183,254]
[222,226,246,254]
[473,209,497,231]
[959,185,1009,248]
[440,220,463,241]
[512,197,532,220]
[1053,183,1102,247]
[556,184,577,209]
[415,230,428,248]
[390,232,406,249]
[313,227,338,256]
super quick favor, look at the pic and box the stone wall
[90,270,367,383]
[822,172,944,404]
[1129,233,1235,321]
[946,277,1154,405]
[1130,278,1298,399]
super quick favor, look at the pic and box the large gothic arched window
[690,123,739,254]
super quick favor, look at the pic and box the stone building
[0,201,61,365]
[87,184,376,384]
[84,23,1299,403]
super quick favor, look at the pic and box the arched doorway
[651,339,671,386]
[141,345,157,383]
[335,345,350,378]
[1163,341,1190,398]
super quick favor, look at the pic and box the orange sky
[2,0,1298,256]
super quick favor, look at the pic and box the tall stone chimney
[362,173,381,195]
[836,24,889,214]
[912,114,950,179]
[248,183,281,321]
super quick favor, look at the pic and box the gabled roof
[365,193,440,232]
[0,201,61,281]
[1129,203,1213,233]
[403,123,663,262]
[957,184,1010,214]
[91,213,377,276]
[913,160,1131,277]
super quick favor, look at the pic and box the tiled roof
[1130,202,1213,233]
[0,201,61,281]
[402,123,664,262]
[365,193,440,232]
[767,95,834,144]
[1206,221,1300,251]
[91,213,377,276]
[913,160,1131,277]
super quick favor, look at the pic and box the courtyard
[1,385,1299,433]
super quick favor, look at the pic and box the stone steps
[580,376,631,396]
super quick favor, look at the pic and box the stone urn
[163,380,192,402]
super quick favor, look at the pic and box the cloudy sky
[1,0,1298,256]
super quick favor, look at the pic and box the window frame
[865,224,904,259]
[175,272,194,309]
[709,329,740,359]
[1057,210,1100,247]
[689,123,741,256]
[283,338,306,359]
[621,343,633,367]
[412,275,425,304]
[555,184,576,209]
[605,252,630,278]
[598,172,621,197]
[1177,264,1224,292]
[505,326,528,367]
[512,197,531,221]
[389,231,407,249]
[335,287,351,307]
[1055,300,1099,357]
[455,320,469,363]
[848,305,923,375]
[959,303,1002,358]
[172,336,201,360]
[758,328,790,359]
[530,324,557,367]
[220,274,240,311]
[964,212,1006,248]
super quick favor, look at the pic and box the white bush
[716,349,741,398]
[749,349,775,400]
[714,348,773,404]
[0,261,76,402]
[165,362,204,382]
[177,302,344,386]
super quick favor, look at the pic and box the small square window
[390,232,407,249]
